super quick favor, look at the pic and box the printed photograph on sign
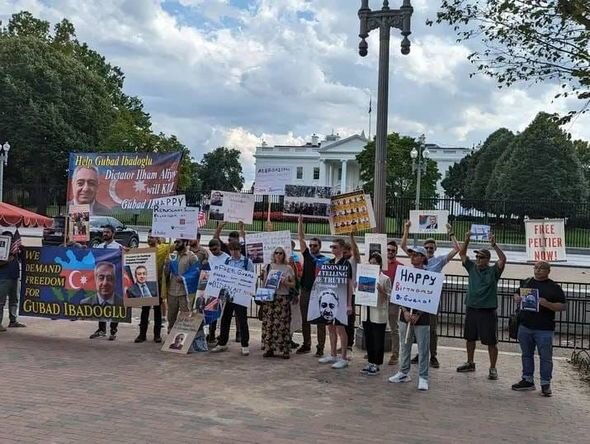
[409,210,449,234]
[307,264,349,325]
[68,204,90,242]
[525,219,566,262]
[329,191,375,234]
[67,152,181,216]
[470,224,491,241]
[520,288,540,312]
[209,191,224,221]
[364,233,388,271]
[355,263,380,307]
[246,242,264,264]
[161,311,203,355]
[123,248,159,308]
[283,185,332,219]
[0,234,11,261]
[245,231,292,264]
[208,190,255,224]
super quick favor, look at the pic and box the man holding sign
[457,232,506,381]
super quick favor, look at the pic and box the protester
[261,246,295,359]
[318,238,353,369]
[401,220,459,368]
[164,239,198,330]
[210,240,254,356]
[89,225,123,340]
[288,239,303,349]
[343,231,361,352]
[384,240,403,365]
[206,238,231,344]
[134,232,164,343]
[388,246,431,391]
[189,232,209,263]
[214,221,246,256]
[0,231,25,331]
[360,253,391,376]
[296,214,329,356]
[457,232,506,380]
[511,262,566,397]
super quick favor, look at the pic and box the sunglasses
[475,255,488,259]
[274,251,284,255]
[387,248,396,252]
[330,245,338,249]
[309,244,320,248]
[424,246,435,250]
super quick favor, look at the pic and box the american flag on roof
[10,229,22,255]
[197,208,207,228]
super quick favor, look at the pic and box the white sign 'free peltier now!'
[525,219,566,262]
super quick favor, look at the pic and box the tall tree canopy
[198,147,244,195]
[356,133,441,208]
[0,11,195,212]
[432,0,590,122]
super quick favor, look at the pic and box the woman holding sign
[261,246,295,359]
[360,253,392,376]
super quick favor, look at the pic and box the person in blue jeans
[511,261,566,397]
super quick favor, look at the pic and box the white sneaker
[331,359,349,369]
[418,377,429,391]
[318,355,338,364]
[241,347,250,356]
[210,345,228,353]
[388,372,411,383]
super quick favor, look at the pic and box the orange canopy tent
[0,202,53,227]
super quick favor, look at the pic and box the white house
[253,133,472,196]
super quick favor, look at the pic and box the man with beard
[164,239,198,330]
[88,225,124,341]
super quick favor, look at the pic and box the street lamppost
[358,0,414,233]
[411,134,429,246]
[0,141,10,202]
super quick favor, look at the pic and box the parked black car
[42,216,140,248]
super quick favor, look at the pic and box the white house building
[253,133,472,196]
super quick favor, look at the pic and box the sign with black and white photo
[283,185,332,219]
[307,264,348,325]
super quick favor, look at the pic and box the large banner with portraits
[123,248,159,308]
[67,152,182,216]
[307,264,349,325]
[329,191,376,234]
[283,185,332,219]
[19,246,130,322]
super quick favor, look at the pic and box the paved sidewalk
[1,317,589,444]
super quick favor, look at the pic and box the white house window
[296,166,303,179]
[313,167,320,180]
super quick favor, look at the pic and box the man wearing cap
[388,246,431,391]
[401,220,459,368]
[457,232,506,380]
[511,261,566,397]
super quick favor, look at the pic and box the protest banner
[329,191,376,234]
[255,270,283,302]
[19,246,130,322]
[67,152,181,216]
[149,194,186,209]
[123,248,159,308]
[355,263,380,307]
[525,219,566,262]
[390,266,443,315]
[364,233,388,271]
[161,311,204,355]
[152,206,199,240]
[470,224,491,242]
[245,230,292,264]
[283,184,332,219]
[0,234,11,261]
[204,264,257,308]
[308,264,349,325]
[409,210,449,234]
[254,166,292,195]
[209,190,255,224]
[68,204,90,243]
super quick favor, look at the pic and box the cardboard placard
[245,230,292,264]
[409,210,449,234]
[390,266,443,315]
[209,190,255,224]
[152,206,199,240]
[123,248,159,308]
[254,167,292,195]
[525,219,566,262]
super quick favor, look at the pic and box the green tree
[198,147,244,194]
[431,1,590,122]
[441,151,473,201]
[486,112,588,217]
[574,139,590,183]
[356,133,441,208]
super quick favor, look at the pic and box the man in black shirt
[297,215,329,356]
[511,261,566,397]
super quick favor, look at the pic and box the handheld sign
[254,167,292,195]
[355,263,380,307]
[390,266,443,315]
[470,224,490,242]
[364,233,388,271]
[409,210,449,234]
[149,194,186,209]
[525,219,566,262]
[204,264,257,308]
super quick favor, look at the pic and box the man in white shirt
[89,225,124,341]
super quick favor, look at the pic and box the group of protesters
[0,217,565,396]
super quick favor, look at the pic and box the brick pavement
[1,315,589,444]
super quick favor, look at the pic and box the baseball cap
[474,248,491,259]
[407,246,429,264]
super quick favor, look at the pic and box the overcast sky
[2,0,588,184]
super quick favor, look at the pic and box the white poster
[0,235,11,261]
[470,224,490,242]
[390,266,443,315]
[148,194,186,209]
[525,219,566,262]
[364,233,388,271]
[123,248,159,308]
[209,190,255,224]
[204,264,257,308]
[152,206,199,240]
[161,312,203,355]
[254,167,292,195]
[245,230,292,264]
[355,263,380,307]
[409,210,449,234]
